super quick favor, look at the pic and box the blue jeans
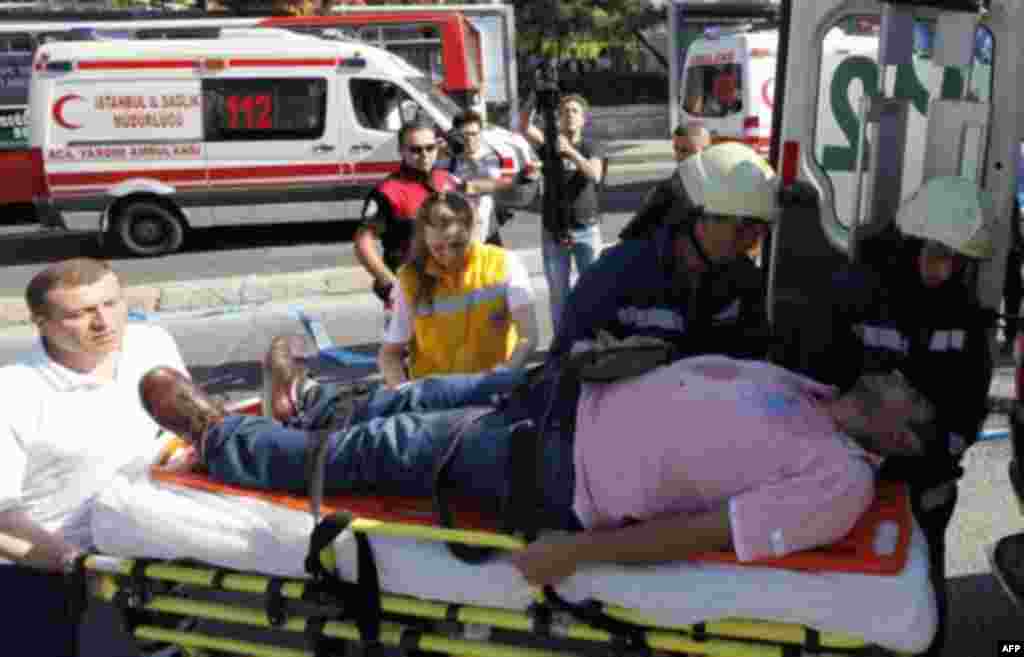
[542,225,602,335]
[203,371,579,531]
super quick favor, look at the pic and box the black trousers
[0,564,79,657]
[910,483,959,657]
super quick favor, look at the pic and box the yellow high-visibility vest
[398,242,519,378]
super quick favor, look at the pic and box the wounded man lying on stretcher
[139,339,935,588]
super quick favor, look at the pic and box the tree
[510,0,667,70]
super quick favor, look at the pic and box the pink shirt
[573,356,875,562]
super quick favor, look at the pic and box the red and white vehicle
[0,5,518,223]
[679,28,778,157]
[28,33,531,256]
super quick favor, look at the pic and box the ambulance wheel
[114,200,186,257]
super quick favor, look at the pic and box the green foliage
[510,0,664,60]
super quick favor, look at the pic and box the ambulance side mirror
[400,100,421,124]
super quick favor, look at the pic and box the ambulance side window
[0,33,33,108]
[0,32,33,150]
[683,62,743,118]
[202,78,327,142]
[350,78,416,132]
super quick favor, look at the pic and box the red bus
[263,12,485,119]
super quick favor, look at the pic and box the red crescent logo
[52,94,83,130]
[761,78,775,108]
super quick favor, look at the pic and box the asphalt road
[0,163,674,298]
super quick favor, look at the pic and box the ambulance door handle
[350,143,373,153]
[313,144,336,154]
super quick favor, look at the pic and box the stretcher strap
[542,587,648,648]
[112,557,160,640]
[433,408,505,564]
[66,551,94,657]
[113,557,156,613]
[305,512,383,645]
[506,419,541,543]
[306,388,362,523]
[305,615,349,657]
[305,428,334,523]
[266,578,288,627]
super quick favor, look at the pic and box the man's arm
[547,240,649,359]
[0,510,81,573]
[558,136,603,184]
[353,191,398,289]
[504,303,539,371]
[378,284,413,388]
[0,416,74,572]
[500,251,539,371]
[508,507,732,588]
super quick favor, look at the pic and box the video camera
[531,59,571,239]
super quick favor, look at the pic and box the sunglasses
[406,143,438,155]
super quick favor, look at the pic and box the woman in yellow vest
[377,192,538,388]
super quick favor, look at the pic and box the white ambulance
[29,32,532,256]
[680,28,778,156]
[680,28,878,159]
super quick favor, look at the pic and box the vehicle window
[203,78,326,142]
[0,35,31,107]
[405,76,460,121]
[350,78,419,132]
[683,61,743,118]
[0,32,32,149]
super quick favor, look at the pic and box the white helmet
[895,176,994,259]
[678,142,779,224]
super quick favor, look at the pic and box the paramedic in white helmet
[528,142,777,438]
[619,123,711,241]
[804,176,996,657]
[547,141,776,362]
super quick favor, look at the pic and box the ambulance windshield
[406,76,461,121]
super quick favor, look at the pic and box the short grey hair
[849,370,934,424]
[843,371,937,455]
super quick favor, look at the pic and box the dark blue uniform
[523,224,768,430]
[809,229,994,657]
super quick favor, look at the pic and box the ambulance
[28,32,532,256]
[679,25,969,229]
[681,28,883,154]
[679,27,780,156]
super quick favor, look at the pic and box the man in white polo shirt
[0,257,188,657]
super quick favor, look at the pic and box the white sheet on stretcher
[92,470,937,654]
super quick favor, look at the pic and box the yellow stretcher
[79,461,932,657]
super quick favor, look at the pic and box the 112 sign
[225,94,273,130]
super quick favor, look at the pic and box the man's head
[679,142,778,264]
[452,110,484,158]
[399,120,440,174]
[26,258,127,365]
[894,176,994,288]
[673,123,710,163]
[558,94,589,137]
[834,371,936,457]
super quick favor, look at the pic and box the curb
[0,248,548,328]
[611,151,674,166]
